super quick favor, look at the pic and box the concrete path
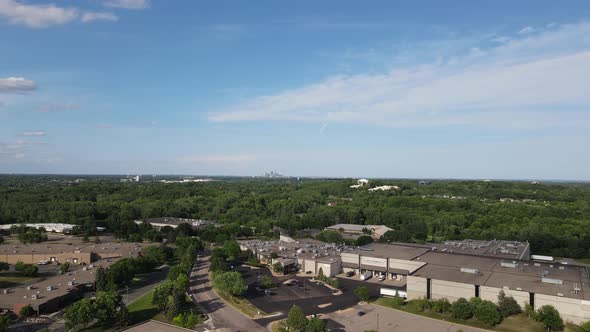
[189,251,266,332]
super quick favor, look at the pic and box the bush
[15,261,38,277]
[260,275,273,289]
[580,321,590,332]
[306,317,328,332]
[497,291,521,317]
[451,298,473,320]
[412,298,432,312]
[536,305,564,331]
[272,262,284,274]
[432,298,451,313]
[0,262,8,272]
[19,305,34,317]
[389,295,405,307]
[172,312,201,328]
[472,299,502,326]
[213,271,247,296]
[287,305,308,331]
[354,286,369,301]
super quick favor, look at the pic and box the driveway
[189,251,266,332]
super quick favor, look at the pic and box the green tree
[354,286,369,302]
[0,262,8,272]
[306,317,328,332]
[287,305,308,331]
[451,298,473,320]
[536,305,564,331]
[15,261,38,277]
[0,315,8,332]
[19,305,34,317]
[355,235,374,246]
[223,240,241,261]
[497,290,521,318]
[260,275,273,289]
[95,291,126,326]
[272,262,284,274]
[59,262,70,274]
[472,299,502,326]
[64,298,95,329]
[172,312,202,328]
[152,282,173,311]
[580,321,590,332]
[213,271,247,296]
[174,274,190,290]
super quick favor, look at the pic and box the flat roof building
[133,217,213,230]
[325,224,393,240]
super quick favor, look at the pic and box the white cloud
[103,0,149,10]
[81,12,117,23]
[0,0,117,28]
[19,131,46,136]
[518,26,535,35]
[0,77,36,93]
[210,22,590,129]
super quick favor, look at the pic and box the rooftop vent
[516,287,523,291]
[541,277,563,285]
[501,262,518,268]
[460,267,479,274]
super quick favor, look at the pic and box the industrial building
[133,217,213,230]
[325,224,393,240]
[0,240,148,314]
[340,241,588,324]
[239,235,344,277]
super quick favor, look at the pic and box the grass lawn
[215,289,267,318]
[374,298,582,332]
[574,258,590,265]
[127,289,167,325]
[0,272,43,288]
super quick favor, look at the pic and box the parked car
[378,275,386,281]
[357,311,366,316]
[346,271,355,277]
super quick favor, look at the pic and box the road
[189,251,266,332]
[322,303,490,332]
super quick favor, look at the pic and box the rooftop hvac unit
[534,263,541,267]
[460,267,479,274]
[503,286,510,290]
[557,293,564,297]
[31,294,37,300]
[501,262,518,268]
[46,286,53,291]
[541,277,563,285]
[516,287,523,291]
[559,266,565,270]
[2,289,8,294]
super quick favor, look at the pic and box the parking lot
[236,265,405,326]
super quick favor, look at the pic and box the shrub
[260,275,273,289]
[432,298,451,314]
[580,321,590,332]
[305,317,328,332]
[15,262,38,277]
[451,298,473,320]
[19,305,34,317]
[412,298,432,312]
[497,291,521,317]
[172,312,201,328]
[272,262,284,274]
[536,305,564,331]
[354,286,369,301]
[472,299,502,326]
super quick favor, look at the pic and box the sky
[1,0,590,180]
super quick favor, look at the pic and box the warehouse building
[325,224,393,240]
[133,217,213,230]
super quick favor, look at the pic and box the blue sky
[1,0,590,179]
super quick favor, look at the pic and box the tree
[0,262,8,272]
[306,317,328,332]
[536,305,564,331]
[272,262,284,274]
[260,275,273,289]
[497,290,521,317]
[223,240,241,261]
[152,281,173,311]
[15,261,38,277]
[95,291,125,326]
[19,305,34,317]
[472,299,502,326]
[354,286,369,302]
[172,312,201,328]
[451,298,473,320]
[59,262,70,274]
[174,274,190,290]
[287,305,308,331]
[580,321,590,332]
[213,271,247,296]
[355,235,374,246]
[64,298,95,329]
[0,315,8,332]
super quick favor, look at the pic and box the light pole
[126,286,129,304]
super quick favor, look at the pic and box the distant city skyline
[1,1,590,180]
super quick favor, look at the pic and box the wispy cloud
[35,103,80,113]
[81,12,118,23]
[103,0,149,10]
[19,131,46,136]
[0,77,36,93]
[210,22,590,130]
[0,0,117,28]
[518,26,535,35]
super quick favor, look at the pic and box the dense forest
[1,175,589,259]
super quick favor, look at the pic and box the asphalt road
[189,251,266,332]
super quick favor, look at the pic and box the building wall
[406,276,428,300]
[303,260,316,274]
[0,252,92,265]
[341,253,359,265]
[360,256,387,268]
[535,294,590,324]
[431,279,475,302]
[480,286,529,307]
[388,258,425,274]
